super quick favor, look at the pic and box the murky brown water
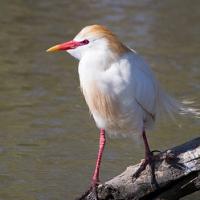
[0,1,199,199]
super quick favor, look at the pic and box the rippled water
[0,1,199,199]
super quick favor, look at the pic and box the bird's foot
[75,181,100,200]
[132,152,153,180]
[132,150,160,187]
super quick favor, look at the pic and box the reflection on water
[0,1,199,199]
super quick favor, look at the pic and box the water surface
[0,1,199,199]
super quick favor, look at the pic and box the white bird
[47,25,180,198]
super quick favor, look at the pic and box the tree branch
[84,137,200,200]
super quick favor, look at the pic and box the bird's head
[47,25,129,60]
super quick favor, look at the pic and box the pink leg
[132,129,157,185]
[142,129,152,159]
[76,129,106,200]
[92,128,106,185]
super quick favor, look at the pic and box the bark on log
[84,137,200,200]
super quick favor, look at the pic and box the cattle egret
[47,25,181,199]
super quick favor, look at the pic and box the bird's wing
[102,51,159,119]
[128,52,158,119]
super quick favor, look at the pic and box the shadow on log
[84,137,200,200]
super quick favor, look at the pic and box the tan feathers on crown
[79,25,130,55]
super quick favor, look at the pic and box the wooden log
[84,137,200,200]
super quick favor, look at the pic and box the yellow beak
[46,40,80,53]
[46,45,60,52]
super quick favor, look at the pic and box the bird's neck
[82,44,129,67]
[78,49,112,89]
[78,45,131,91]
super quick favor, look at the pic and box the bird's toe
[75,183,99,200]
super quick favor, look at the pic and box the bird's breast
[81,81,119,121]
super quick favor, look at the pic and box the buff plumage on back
[78,25,130,55]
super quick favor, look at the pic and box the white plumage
[67,25,178,137]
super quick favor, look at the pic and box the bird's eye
[81,39,89,45]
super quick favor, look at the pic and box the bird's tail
[157,87,200,120]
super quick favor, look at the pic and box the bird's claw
[75,182,99,200]
[151,149,161,154]
[132,160,147,180]
[132,150,161,189]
